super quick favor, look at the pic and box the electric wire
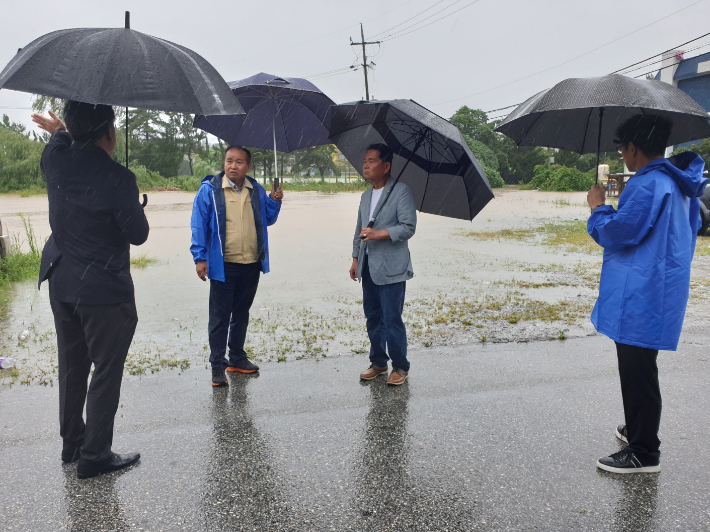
[434,0,707,106]
[381,0,482,41]
[611,30,710,74]
[618,41,710,75]
[372,0,461,38]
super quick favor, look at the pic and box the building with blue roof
[654,50,710,112]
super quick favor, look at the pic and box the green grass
[696,236,710,257]
[15,186,48,197]
[130,253,158,269]
[461,220,600,255]
[282,180,370,193]
[0,215,42,287]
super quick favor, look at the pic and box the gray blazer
[353,179,417,285]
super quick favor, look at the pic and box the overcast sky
[1,0,709,131]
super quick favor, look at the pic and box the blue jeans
[362,256,409,371]
[208,262,260,370]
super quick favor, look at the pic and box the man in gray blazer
[350,144,417,385]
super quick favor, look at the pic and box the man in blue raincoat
[587,114,707,474]
[190,146,283,387]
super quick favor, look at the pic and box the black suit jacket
[39,131,149,305]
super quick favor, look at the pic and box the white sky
[1,0,709,132]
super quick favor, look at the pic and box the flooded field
[2,188,709,385]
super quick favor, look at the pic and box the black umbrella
[329,99,494,224]
[494,73,710,172]
[0,11,243,185]
[194,72,334,188]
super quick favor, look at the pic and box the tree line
[2,99,707,194]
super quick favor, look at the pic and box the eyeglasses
[613,139,627,155]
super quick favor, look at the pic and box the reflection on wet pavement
[202,373,294,529]
[609,474,659,532]
[353,380,479,530]
[62,463,128,532]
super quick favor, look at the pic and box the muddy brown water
[1,189,708,383]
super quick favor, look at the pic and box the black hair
[62,100,115,144]
[614,114,673,158]
[224,145,251,165]
[366,143,393,164]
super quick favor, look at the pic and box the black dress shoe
[61,447,82,464]
[77,452,140,479]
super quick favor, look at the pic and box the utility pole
[350,24,380,101]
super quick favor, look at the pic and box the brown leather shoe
[360,365,388,380]
[387,368,409,386]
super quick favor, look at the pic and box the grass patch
[130,253,158,269]
[282,180,369,193]
[0,214,42,289]
[16,186,48,197]
[461,220,600,255]
[696,237,710,257]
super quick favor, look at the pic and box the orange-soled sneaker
[360,365,388,381]
[386,368,409,386]
[227,359,260,374]
[212,367,228,387]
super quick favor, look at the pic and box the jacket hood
[652,152,708,198]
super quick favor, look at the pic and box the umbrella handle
[360,220,375,239]
[274,177,279,190]
[141,194,148,208]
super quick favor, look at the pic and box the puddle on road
[2,190,708,385]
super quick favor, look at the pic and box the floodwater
[1,189,708,383]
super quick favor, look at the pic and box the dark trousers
[616,342,662,462]
[362,256,409,371]
[209,262,261,370]
[50,294,137,463]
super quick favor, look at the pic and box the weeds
[0,215,42,293]
[130,253,158,269]
[460,220,600,255]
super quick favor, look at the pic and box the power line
[484,103,522,114]
[382,0,481,41]
[467,37,710,122]
[434,0,707,106]
[611,29,710,74]
[371,0,450,38]
[618,41,710,75]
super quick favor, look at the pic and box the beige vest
[222,175,258,264]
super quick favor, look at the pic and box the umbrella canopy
[0,22,243,115]
[494,74,710,154]
[193,72,334,151]
[329,99,494,221]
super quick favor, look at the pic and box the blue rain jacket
[588,152,707,351]
[190,173,281,282]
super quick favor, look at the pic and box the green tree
[0,126,45,192]
[292,145,338,181]
[672,138,710,165]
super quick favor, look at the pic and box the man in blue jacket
[190,146,283,387]
[587,114,707,474]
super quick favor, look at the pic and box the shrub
[171,175,202,192]
[522,165,596,192]
[130,164,169,189]
[0,128,45,192]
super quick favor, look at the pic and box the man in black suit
[33,101,149,479]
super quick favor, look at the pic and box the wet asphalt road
[1,334,709,531]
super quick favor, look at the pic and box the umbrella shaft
[369,135,425,226]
